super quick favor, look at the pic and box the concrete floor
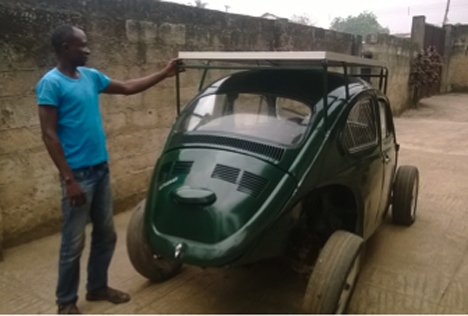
[1,94,468,314]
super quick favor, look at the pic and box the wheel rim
[410,179,418,219]
[336,254,361,314]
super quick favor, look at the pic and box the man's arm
[39,105,87,207]
[103,58,180,95]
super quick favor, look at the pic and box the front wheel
[126,199,182,282]
[302,230,364,314]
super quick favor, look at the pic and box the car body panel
[142,69,398,266]
[144,148,297,266]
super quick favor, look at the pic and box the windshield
[174,93,312,146]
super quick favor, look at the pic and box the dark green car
[126,52,420,314]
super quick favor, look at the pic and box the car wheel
[302,230,364,314]
[126,199,182,282]
[392,165,419,226]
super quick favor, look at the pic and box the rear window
[174,92,312,146]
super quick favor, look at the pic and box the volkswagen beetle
[126,52,419,313]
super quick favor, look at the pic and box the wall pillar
[350,35,363,75]
[441,24,454,93]
[411,15,426,52]
[352,35,363,56]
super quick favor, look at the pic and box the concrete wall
[0,0,361,249]
[364,34,419,115]
[445,24,468,92]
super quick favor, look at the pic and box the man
[36,24,180,314]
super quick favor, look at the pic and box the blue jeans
[56,162,116,305]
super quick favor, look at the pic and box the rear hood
[144,148,297,266]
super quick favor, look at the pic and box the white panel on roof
[178,51,385,68]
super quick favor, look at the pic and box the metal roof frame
[174,51,389,129]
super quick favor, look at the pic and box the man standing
[36,24,180,314]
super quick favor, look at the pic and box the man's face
[62,28,90,66]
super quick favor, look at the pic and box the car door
[376,98,398,222]
[340,95,384,239]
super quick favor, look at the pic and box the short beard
[74,59,87,67]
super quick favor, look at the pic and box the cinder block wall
[364,34,419,115]
[0,0,361,248]
[446,25,468,92]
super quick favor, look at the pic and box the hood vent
[237,171,269,198]
[172,161,193,175]
[211,164,240,184]
[183,135,284,162]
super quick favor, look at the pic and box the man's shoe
[86,286,130,304]
[58,303,81,314]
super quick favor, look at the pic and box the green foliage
[290,14,316,26]
[409,46,443,105]
[330,11,389,38]
[193,0,208,8]
[409,46,444,89]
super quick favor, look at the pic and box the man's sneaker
[58,303,81,314]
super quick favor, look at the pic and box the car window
[378,100,393,139]
[233,94,270,116]
[174,93,312,146]
[341,98,378,151]
[379,101,388,139]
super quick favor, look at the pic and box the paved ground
[2,93,468,314]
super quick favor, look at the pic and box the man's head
[51,25,90,67]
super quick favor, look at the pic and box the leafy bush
[409,46,443,106]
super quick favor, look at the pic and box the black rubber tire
[392,165,419,226]
[302,230,364,314]
[126,199,182,282]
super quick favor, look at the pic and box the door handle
[384,154,391,164]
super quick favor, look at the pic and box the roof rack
[175,51,388,128]
[178,51,385,68]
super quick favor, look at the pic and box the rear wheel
[126,199,182,282]
[302,230,363,314]
[392,166,419,226]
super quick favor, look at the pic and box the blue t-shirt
[36,67,111,170]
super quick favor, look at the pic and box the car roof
[200,69,370,106]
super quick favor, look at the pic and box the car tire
[126,199,182,282]
[392,165,419,226]
[302,230,364,314]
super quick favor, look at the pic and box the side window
[341,98,378,151]
[378,100,393,139]
[379,101,388,139]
